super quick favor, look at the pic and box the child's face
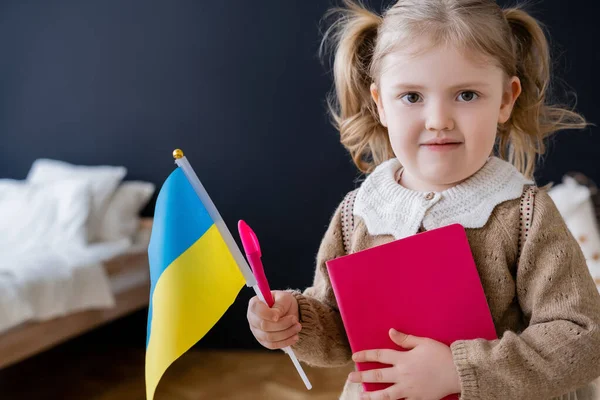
[371,42,521,191]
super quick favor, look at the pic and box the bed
[0,158,156,370]
[0,218,152,370]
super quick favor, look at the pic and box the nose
[425,100,454,132]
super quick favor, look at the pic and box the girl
[246,1,600,399]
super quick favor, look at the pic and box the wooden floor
[2,320,597,400]
[1,343,353,400]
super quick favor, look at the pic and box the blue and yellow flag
[145,166,246,400]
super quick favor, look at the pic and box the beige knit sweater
[290,158,600,400]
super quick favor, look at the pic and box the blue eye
[458,91,478,102]
[401,93,421,104]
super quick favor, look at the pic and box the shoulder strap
[518,185,537,254]
[341,189,359,255]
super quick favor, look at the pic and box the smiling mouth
[422,142,462,146]
[421,142,463,151]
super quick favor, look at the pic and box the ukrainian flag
[145,163,246,400]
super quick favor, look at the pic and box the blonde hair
[320,0,588,178]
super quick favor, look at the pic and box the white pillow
[96,181,155,242]
[27,159,126,242]
[0,179,92,255]
[549,176,600,283]
[547,176,591,218]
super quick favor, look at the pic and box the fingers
[248,296,280,322]
[257,333,300,350]
[352,348,401,365]
[251,320,302,346]
[248,310,297,332]
[348,367,398,384]
[247,295,302,350]
[389,329,421,350]
[248,310,300,340]
[271,290,294,319]
[359,385,403,400]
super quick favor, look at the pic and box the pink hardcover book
[326,223,497,400]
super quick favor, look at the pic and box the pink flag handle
[238,220,312,390]
[247,252,274,307]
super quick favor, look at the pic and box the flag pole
[173,149,256,287]
[172,149,312,390]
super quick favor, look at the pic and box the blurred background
[0,0,598,399]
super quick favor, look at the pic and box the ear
[370,83,387,127]
[498,76,522,124]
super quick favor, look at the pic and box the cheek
[385,105,421,137]
[463,105,499,134]
[386,111,421,155]
[460,109,499,155]
[468,113,496,131]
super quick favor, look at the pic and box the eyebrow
[392,82,492,91]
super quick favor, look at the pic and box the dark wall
[1,0,598,349]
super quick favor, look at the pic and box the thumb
[270,291,291,321]
[389,328,422,350]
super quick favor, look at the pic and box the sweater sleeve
[450,190,600,399]
[287,201,353,368]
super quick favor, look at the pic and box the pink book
[326,224,497,400]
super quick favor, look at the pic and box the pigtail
[320,1,392,174]
[499,7,588,179]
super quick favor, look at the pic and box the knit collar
[354,157,533,240]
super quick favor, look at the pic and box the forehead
[378,41,504,87]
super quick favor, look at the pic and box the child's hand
[247,290,301,350]
[348,329,461,400]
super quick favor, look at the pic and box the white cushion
[27,159,126,242]
[0,179,92,255]
[547,176,590,218]
[549,176,600,282]
[96,181,155,242]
